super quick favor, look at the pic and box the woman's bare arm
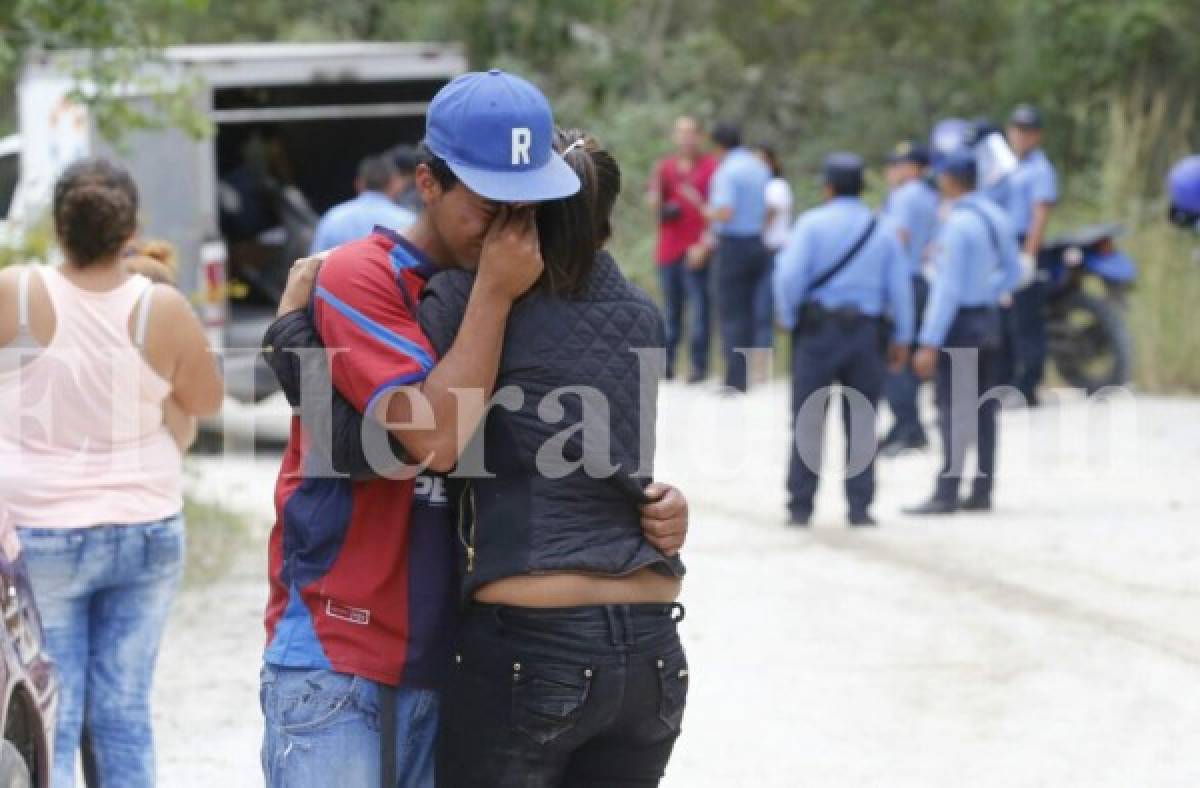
[142,286,224,417]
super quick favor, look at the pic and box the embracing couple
[258,70,692,787]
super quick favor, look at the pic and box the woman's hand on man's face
[640,483,688,557]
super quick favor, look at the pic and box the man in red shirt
[648,116,718,382]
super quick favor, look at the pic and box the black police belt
[795,301,884,333]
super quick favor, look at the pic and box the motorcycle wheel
[1048,291,1133,393]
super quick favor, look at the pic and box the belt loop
[670,603,686,624]
[620,606,635,647]
[603,605,621,647]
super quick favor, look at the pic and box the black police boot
[961,482,993,512]
[848,511,878,527]
[960,494,992,511]
[787,508,812,527]
[903,497,957,516]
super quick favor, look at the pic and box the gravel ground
[156,383,1200,786]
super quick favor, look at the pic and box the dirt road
[157,383,1200,786]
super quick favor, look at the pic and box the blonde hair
[122,239,179,285]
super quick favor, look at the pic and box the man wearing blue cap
[905,150,1023,515]
[773,153,914,527]
[706,121,773,392]
[1001,104,1058,406]
[880,141,939,456]
[258,69,687,787]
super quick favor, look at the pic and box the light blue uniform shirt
[709,147,771,237]
[919,193,1023,347]
[1004,147,1058,237]
[981,174,1010,209]
[310,192,417,254]
[883,177,939,275]
[773,196,914,343]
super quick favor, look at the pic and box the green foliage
[1126,224,1200,393]
[1,0,210,139]
[0,214,51,268]
[3,0,1199,388]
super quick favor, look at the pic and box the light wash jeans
[260,664,439,787]
[18,514,185,788]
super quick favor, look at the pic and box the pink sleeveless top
[0,267,182,528]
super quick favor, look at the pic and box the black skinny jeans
[437,603,688,788]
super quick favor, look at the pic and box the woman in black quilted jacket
[422,130,687,787]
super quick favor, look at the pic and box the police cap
[886,140,930,167]
[1008,103,1044,130]
[824,152,864,193]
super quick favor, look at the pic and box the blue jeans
[657,256,711,378]
[260,664,439,788]
[18,515,185,788]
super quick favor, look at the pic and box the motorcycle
[1037,223,1136,393]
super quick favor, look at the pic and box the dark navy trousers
[884,274,930,442]
[1004,278,1048,400]
[934,308,1002,503]
[999,234,1048,401]
[716,235,770,392]
[658,255,711,379]
[787,316,886,518]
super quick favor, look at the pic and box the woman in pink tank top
[0,158,223,787]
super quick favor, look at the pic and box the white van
[0,42,466,442]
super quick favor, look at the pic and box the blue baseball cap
[424,69,581,202]
[938,148,978,183]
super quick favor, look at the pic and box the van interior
[213,79,440,309]
[212,78,445,403]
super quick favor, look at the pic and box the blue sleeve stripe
[389,246,412,278]
[364,370,430,419]
[315,285,435,371]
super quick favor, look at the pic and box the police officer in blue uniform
[774,154,914,527]
[880,141,940,456]
[707,121,773,392]
[905,150,1023,515]
[1000,104,1058,406]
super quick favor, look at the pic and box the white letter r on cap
[512,127,532,166]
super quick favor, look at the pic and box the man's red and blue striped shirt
[263,227,458,688]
